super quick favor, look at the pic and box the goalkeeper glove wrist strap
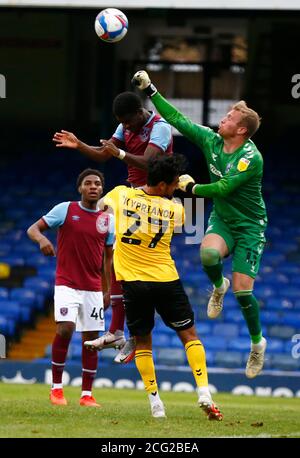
[144,83,157,97]
[186,182,195,193]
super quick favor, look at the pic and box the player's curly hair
[147,154,187,186]
[76,169,104,188]
[232,100,261,138]
[113,91,143,117]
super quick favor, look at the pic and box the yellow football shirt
[103,186,184,282]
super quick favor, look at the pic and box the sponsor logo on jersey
[209,164,223,177]
[96,214,109,234]
[72,215,80,221]
[212,153,218,161]
[237,157,250,172]
[225,163,233,173]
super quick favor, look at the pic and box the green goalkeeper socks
[200,248,224,288]
[234,291,262,344]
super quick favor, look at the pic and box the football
[94,8,128,43]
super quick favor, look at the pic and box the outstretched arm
[178,167,257,198]
[131,71,217,155]
[53,130,113,162]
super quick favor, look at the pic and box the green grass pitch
[1,383,300,438]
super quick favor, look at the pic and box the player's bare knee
[57,322,75,339]
[200,247,221,266]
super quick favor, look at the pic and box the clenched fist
[131,70,157,97]
[177,174,195,192]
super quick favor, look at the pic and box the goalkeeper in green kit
[132,70,267,378]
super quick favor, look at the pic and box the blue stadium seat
[152,333,172,347]
[0,300,22,321]
[1,255,25,266]
[10,288,41,310]
[260,311,280,325]
[272,242,298,254]
[204,350,214,366]
[287,275,300,287]
[13,242,39,254]
[266,338,284,353]
[224,310,244,323]
[156,348,186,366]
[294,300,300,310]
[280,265,300,276]
[5,209,27,221]
[100,347,118,362]
[0,242,12,256]
[71,332,82,344]
[170,334,185,348]
[212,323,239,338]
[253,284,276,299]
[23,277,52,295]
[0,288,9,299]
[267,298,294,310]
[227,337,251,352]
[268,325,296,340]
[201,336,228,351]
[281,312,300,327]
[0,316,15,336]
[270,354,300,371]
[195,322,212,336]
[215,351,243,368]
[280,287,300,301]
[69,344,82,360]
[26,253,50,267]
[261,253,285,267]
[37,266,56,282]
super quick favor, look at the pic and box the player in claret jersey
[132,70,268,379]
[53,91,173,364]
[27,169,114,407]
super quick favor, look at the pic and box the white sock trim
[81,390,92,397]
[52,383,63,390]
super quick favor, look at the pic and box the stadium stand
[0,146,299,371]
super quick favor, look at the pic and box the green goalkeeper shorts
[205,212,266,278]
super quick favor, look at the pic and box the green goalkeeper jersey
[151,92,267,230]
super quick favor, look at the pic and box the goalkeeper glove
[177,174,195,193]
[131,70,157,97]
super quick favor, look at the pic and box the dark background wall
[0,7,300,190]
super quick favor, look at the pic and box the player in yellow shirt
[85,156,223,420]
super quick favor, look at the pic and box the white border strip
[0,1,300,11]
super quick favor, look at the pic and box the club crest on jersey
[139,127,150,142]
[237,157,250,172]
[96,215,108,234]
[60,307,68,316]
